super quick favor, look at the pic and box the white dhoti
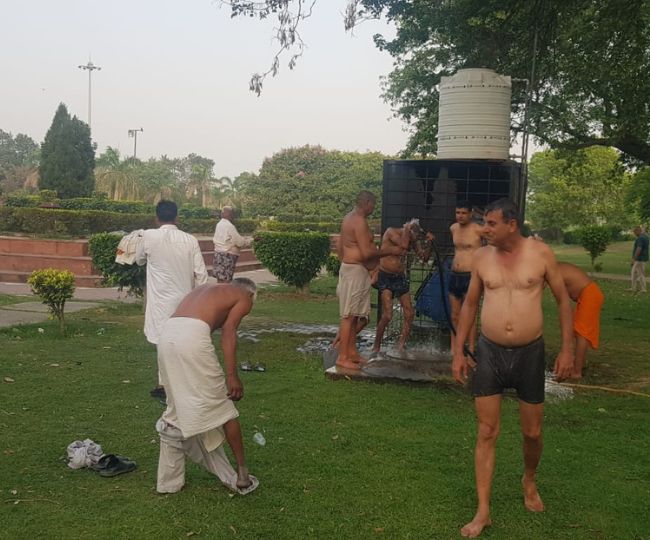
[156,317,257,494]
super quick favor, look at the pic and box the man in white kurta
[213,206,251,282]
[136,200,208,397]
[155,278,259,495]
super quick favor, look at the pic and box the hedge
[254,232,330,289]
[88,233,146,297]
[262,221,340,233]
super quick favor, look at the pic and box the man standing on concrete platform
[335,191,405,370]
[213,206,251,282]
[630,226,648,293]
[452,198,574,538]
[136,200,208,399]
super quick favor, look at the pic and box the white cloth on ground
[213,218,250,255]
[156,418,257,495]
[115,229,144,265]
[135,224,208,345]
[66,439,104,469]
[158,317,239,439]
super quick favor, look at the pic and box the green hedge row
[262,221,341,233]
[0,207,261,236]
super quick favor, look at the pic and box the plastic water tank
[437,68,511,160]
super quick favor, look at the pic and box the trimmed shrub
[27,268,76,335]
[179,205,215,220]
[254,232,330,289]
[578,225,611,271]
[4,195,40,208]
[325,253,341,277]
[262,221,340,233]
[89,233,146,297]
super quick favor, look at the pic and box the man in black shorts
[449,201,484,357]
[371,220,433,354]
[452,199,574,538]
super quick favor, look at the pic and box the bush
[578,225,612,270]
[325,253,341,277]
[254,232,330,290]
[88,233,146,297]
[57,198,153,214]
[27,268,76,335]
[178,205,215,220]
[562,229,581,245]
[3,195,40,208]
[262,221,340,233]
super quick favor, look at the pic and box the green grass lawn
[1,278,649,539]
[550,241,634,275]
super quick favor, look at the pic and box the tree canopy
[236,144,387,217]
[0,129,39,193]
[39,103,95,199]
[224,0,650,164]
[526,147,635,232]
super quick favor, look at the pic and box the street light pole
[78,60,101,130]
[128,128,144,160]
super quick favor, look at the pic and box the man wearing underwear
[449,201,484,357]
[371,220,434,354]
[452,198,574,538]
[155,278,259,496]
[335,191,406,370]
[558,262,605,378]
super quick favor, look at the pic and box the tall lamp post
[78,60,101,130]
[128,128,144,160]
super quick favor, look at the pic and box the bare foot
[335,357,364,370]
[522,475,545,512]
[460,513,492,538]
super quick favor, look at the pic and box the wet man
[449,201,484,357]
[156,278,259,495]
[371,220,434,354]
[336,191,405,370]
[452,199,574,538]
[558,262,604,379]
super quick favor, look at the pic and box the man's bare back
[173,283,253,333]
[339,210,378,270]
[557,262,592,302]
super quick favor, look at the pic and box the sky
[1,1,409,178]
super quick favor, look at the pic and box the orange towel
[574,281,604,349]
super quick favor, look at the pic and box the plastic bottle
[252,432,266,446]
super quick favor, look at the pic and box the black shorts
[374,270,410,298]
[471,335,546,404]
[449,271,471,299]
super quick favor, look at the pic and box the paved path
[0,268,278,328]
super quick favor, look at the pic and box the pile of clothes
[66,439,137,477]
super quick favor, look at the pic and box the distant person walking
[630,226,648,293]
[136,200,208,399]
[213,206,251,282]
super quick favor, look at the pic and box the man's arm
[543,245,575,381]
[220,298,253,401]
[355,219,381,263]
[230,223,250,249]
[452,253,484,383]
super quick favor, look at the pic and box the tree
[578,225,611,272]
[628,167,650,223]
[0,129,39,193]
[39,103,95,198]
[225,1,650,164]
[526,146,635,232]
[237,145,386,217]
[95,147,141,200]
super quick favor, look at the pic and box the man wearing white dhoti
[156,278,259,495]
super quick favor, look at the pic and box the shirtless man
[558,262,604,378]
[449,200,484,356]
[371,220,434,354]
[155,278,259,495]
[452,199,574,538]
[336,191,405,370]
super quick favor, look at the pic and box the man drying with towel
[155,278,259,495]
[558,262,605,379]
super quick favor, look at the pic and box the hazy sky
[1,1,408,178]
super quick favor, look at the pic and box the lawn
[550,241,634,275]
[0,277,649,539]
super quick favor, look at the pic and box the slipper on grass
[253,363,266,372]
[225,475,260,496]
[95,454,137,477]
[239,361,254,372]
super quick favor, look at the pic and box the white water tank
[437,68,511,160]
